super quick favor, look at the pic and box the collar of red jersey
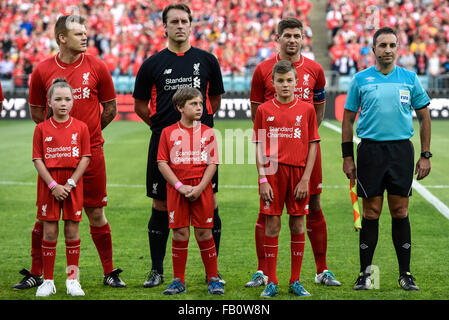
[54,53,85,69]
[50,117,73,128]
[276,53,304,68]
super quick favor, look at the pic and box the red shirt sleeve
[157,129,170,162]
[252,106,263,143]
[95,58,116,103]
[80,123,91,157]
[0,82,4,102]
[308,107,320,143]
[28,66,47,107]
[32,124,43,160]
[250,65,265,104]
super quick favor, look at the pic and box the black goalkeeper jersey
[133,47,225,134]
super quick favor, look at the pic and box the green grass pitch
[0,119,448,301]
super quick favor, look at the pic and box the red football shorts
[166,177,214,229]
[259,164,309,216]
[83,146,107,208]
[36,168,83,222]
[309,143,323,195]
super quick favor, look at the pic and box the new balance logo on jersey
[82,72,90,85]
[206,218,213,223]
[72,146,80,157]
[193,63,200,75]
[266,116,275,122]
[45,136,53,142]
[174,140,182,146]
[163,69,172,75]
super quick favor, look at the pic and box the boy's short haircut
[277,17,303,36]
[172,87,203,109]
[271,60,297,80]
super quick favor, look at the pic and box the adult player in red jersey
[157,87,223,295]
[253,60,320,298]
[0,81,3,112]
[32,78,91,297]
[133,3,225,288]
[247,17,341,288]
[13,15,125,290]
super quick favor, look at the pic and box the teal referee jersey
[344,65,430,141]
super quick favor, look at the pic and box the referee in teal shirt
[342,27,431,291]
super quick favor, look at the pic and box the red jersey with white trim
[250,54,326,105]
[157,121,219,181]
[253,98,320,167]
[33,117,91,169]
[28,53,116,148]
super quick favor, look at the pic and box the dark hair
[162,3,192,25]
[54,15,86,45]
[172,87,202,109]
[271,60,297,80]
[48,78,73,100]
[277,17,303,36]
[373,27,397,46]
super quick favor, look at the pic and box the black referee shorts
[356,139,414,198]
[146,131,219,200]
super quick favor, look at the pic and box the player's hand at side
[343,156,356,185]
[51,184,68,201]
[415,158,431,180]
[294,179,309,200]
[259,182,274,203]
[185,186,203,201]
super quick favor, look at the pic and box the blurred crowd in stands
[2,0,449,91]
[326,0,449,78]
[0,0,315,88]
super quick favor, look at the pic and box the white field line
[322,120,449,220]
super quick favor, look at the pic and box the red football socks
[172,239,189,283]
[255,213,266,272]
[307,209,328,274]
[30,222,44,276]
[290,232,305,284]
[66,239,81,280]
[198,237,218,282]
[90,223,114,275]
[41,239,57,280]
[264,235,279,285]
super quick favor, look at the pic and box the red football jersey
[0,81,3,102]
[33,117,91,169]
[157,121,219,181]
[28,53,116,148]
[250,54,326,105]
[253,98,320,167]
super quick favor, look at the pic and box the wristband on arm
[342,141,354,158]
[259,177,268,184]
[48,180,57,190]
[174,181,183,190]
